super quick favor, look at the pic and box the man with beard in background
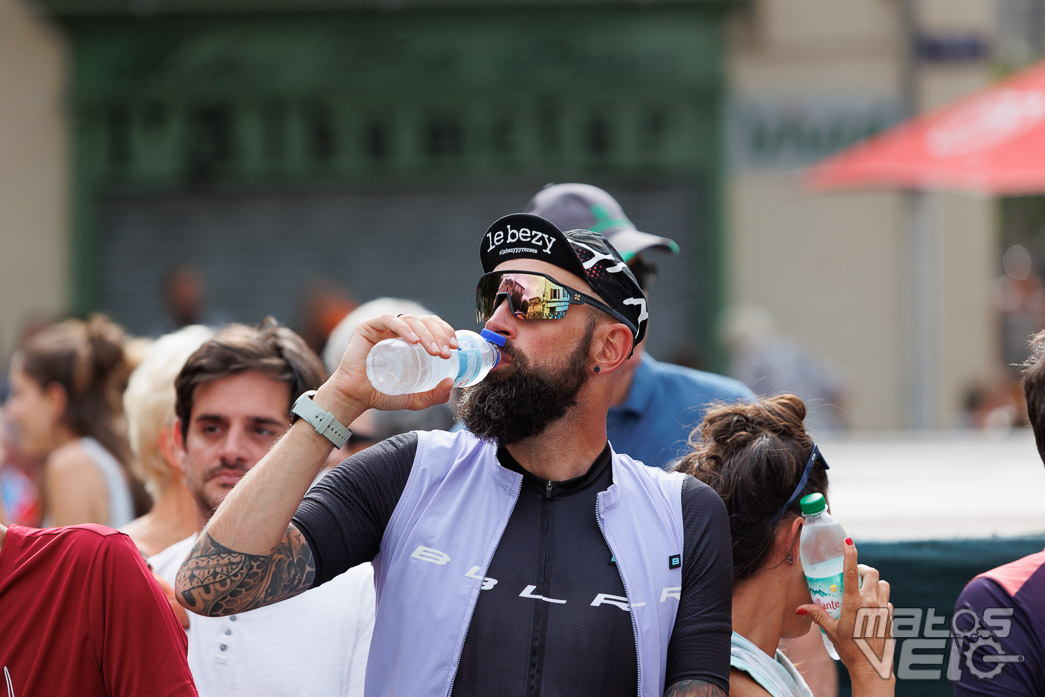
[174,214,733,697]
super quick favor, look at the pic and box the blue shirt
[607,353,754,469]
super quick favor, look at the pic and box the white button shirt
[151,535,374,697]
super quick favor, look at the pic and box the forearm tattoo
[664,679,728,697]
[175,525,316,616]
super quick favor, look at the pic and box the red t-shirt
[0,524,197,697]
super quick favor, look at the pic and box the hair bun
[678,393,824,582]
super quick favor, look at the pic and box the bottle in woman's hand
[800,492,847,660]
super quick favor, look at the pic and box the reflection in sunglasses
[475,270,635,335]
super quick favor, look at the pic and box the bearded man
[174,213,733,697]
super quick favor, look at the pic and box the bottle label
[806,572,844,620]
[454,336,481,385]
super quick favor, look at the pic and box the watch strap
[291,390,351,449]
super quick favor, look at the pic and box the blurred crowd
[0,302,453,534]
[11,246,1043,531]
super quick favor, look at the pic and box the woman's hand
[797,538,896,696]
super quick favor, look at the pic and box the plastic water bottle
[799,492,846,661]
[366,329,504,395]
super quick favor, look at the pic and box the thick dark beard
[458,322,595,446]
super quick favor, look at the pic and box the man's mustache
[203,463,248,481]
[497,340,526,365]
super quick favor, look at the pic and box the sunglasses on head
[475,270,634,332]
[769,443,830,527]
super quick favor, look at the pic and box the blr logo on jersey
[412,545,682,609]
[668,554,681,570]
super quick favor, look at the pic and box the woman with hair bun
[4,315,147,527]
[677,394,894,697]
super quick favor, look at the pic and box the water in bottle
[366,328,504,395]
[799,492,846,661]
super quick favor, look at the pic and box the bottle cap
[480,329,506,347]
[799,492,827,515]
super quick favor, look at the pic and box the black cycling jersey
[293,432,731,695]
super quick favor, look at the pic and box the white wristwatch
[290,390,351,449]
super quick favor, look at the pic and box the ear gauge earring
[593,366,601,373]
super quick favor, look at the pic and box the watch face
[290,390,318,423]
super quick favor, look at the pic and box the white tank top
[79,437,135,528]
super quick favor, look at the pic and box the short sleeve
[293,432,417,586]
[664,475,733,692]
[94,533,197,697]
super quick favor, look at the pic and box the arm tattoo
[664,679,728,697]
[175,524,316,617]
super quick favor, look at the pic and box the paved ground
[818,428,1045,542]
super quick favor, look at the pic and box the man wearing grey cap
[525,183,755,469]
[174,212,732,697]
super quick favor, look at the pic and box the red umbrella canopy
[807,60,1045,195]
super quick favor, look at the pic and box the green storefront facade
[36,0,732,363]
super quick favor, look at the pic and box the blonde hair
[123,325,214,499]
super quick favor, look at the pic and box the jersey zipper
[445,482,523,697]
[596,497,642,697]
[526,479,556,696]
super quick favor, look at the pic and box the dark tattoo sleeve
[174,523,316,617]
[664,679,728,697]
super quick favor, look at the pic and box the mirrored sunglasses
[475,270,632,330]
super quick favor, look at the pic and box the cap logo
[484,224,557,257]
[479,212,648,348]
